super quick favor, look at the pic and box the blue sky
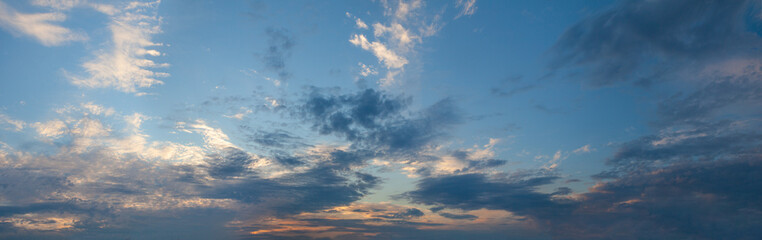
[1,0,762,239]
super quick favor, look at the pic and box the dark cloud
[438,212,477,220]
[403,173,568,217]
[373,208,424,219]
[491,84,536,98]
[597,122,762,178]
[205,147,254,179]
[300,88,460,153]
[272,154,304,166]
[262,27,295,81]
[0,168,70,204]
[206,149,379,215]
[247,129,304,149]
[549,0,762,86]
[404,159,762,239]
[657,75,762,126]
[429,206,444,213]
[550,159,762,240]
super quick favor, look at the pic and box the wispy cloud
[68,0,168,93]
[454,0,477,19]
[0,113,24,131]
[261,27,295,84]
[0,1,87,46]
[348,0,443,87]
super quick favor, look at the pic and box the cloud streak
[0,1,87,46]
[69,0,168,93]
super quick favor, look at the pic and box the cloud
[598,121,762,178]
[262,27,295,82]
[405,157,762,239]
[0,113,24,132]
[403,172,566,216]
[247,129,305,149]
[551,159,762,239]
[348,0,443,87]
[373,208,424,219]
[657,74,762,126]
[454,0,477,19]
[68,0,168,93]
[300,88,460,153]
[207,157,380,216]
[490,84,536,98]
[549,0,762,86]
[438,212,477,220]
[572,144,592,154]
[0,1,87,46]
[350,34,408,69]
[205,147,255,179]
[358,62,378,77]
[356,18,368,29]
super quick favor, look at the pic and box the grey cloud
[207,149,379,215]
[373,208,424,219]
[404,159,762,239]
[438,212,477,220]
[657,75,762,126]
[247,129,304,149]
[600,122,762,178]
[0,168,70,204]
[262,27,295,81]
[205,147,254,179]
[549,0,762,86]
[300,88,460,153]
[549,159,762,240]
[403,173,567,217]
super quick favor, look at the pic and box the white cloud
[32,119,67,138]
[177,120,237,151]
[573,144,593,154]
[68,0,168,93]
[349,34,408,69]
[81,102,115,116]
[358,62,378,77]
[224,108,253,120]
[373,22,417,48]
[543,150,563,170]
[0,113,25,131]
[355,18,368,29]
[265,97,280,107]
[347,0,442,87]
[0,1,87,46]
[1,213,80,231]
[70,118,109,139]
[455,0,477,19]
[394,0,422,21]
[467,138,500,160]
[31,0,82,10]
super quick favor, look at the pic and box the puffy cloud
[300,88,459,153]
[355,18,368,29]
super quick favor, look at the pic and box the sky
[0,0,761,239]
